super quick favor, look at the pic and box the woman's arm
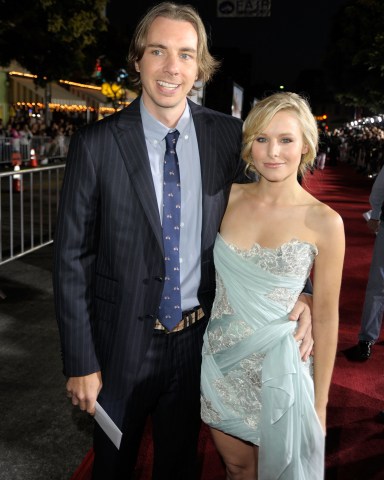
[312,207,345,433]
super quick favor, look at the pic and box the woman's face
[251,110,308,182]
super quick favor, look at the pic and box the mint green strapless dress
[201,233,325,480]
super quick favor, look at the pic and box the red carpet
[304,165,384,480]
[71,163,384,480]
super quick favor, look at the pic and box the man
[316,128,329,170]
[53,3,312,479]
[355,165,384,360]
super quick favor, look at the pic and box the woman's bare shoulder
[310,199,343,225]
[307,197,344,246]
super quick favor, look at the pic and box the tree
[324,0,384,113]
[101,81,125,110]
[0,0,108,85]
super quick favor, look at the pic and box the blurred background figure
[355,165,384,360]
[316,128,330,170]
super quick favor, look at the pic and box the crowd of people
[315,123,384,176]
[0,109,89,165]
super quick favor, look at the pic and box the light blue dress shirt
[140,99,202,311]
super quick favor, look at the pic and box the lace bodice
[211,236,317,320]
[220,236,317,278]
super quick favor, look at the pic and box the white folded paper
[94,401,122,449]
[363,210,372,221]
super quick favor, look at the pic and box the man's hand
[66,371,102,416]
[289,294,313,361]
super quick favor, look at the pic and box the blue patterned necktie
[158,130,182,331]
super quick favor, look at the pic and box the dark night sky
[108,0,350,87]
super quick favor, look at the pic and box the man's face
[135,16,199,125]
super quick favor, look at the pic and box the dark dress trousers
[53,97,243,478]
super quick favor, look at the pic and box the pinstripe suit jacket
[53,97,243,424]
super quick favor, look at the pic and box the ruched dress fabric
[201,233,325,479]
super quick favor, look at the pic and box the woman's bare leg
[210,427,259,480]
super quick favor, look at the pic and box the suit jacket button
[154,276,163,282]
[145,314,155,320]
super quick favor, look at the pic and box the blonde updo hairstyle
[242,92,319,178]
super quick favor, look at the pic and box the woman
[200,92,345,479]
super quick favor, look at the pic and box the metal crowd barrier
[0,163,66,265]
[0,136,70,166]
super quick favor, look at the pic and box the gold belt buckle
[154,307,204,333]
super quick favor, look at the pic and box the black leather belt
[154,307,205,333]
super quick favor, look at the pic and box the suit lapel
[110,99,223,255]
[189,101,219,251]
[111,98,163,253]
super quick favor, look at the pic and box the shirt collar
[140,98,191,143]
